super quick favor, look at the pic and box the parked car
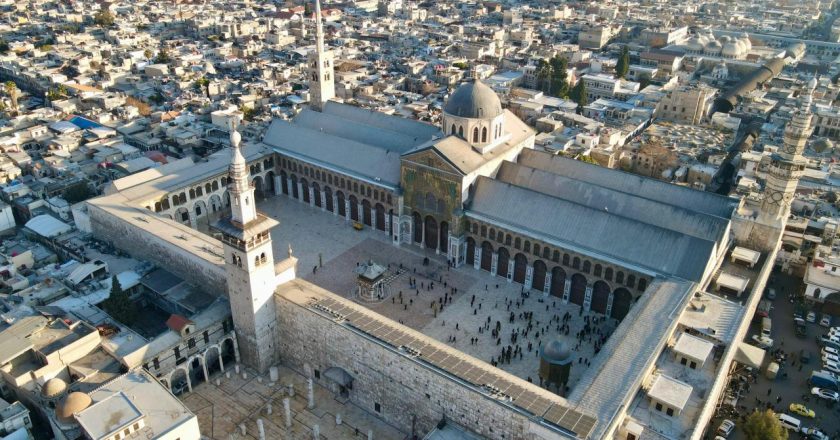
[752,334,774,348]
[811,387,840,401]
[823,353,840,364]
[824,360,840,374]
[807,311,818,323]
[821,314,832,328]
[766,288,776,300]
[801,427,830,440]
[789,403,816,418]
[823,346,840,357]
[716,419,735,438]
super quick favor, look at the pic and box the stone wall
[88,202,227,296]
[275,289,577,440]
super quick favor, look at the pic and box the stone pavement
[258,195,618,394]
[182,365,406,440]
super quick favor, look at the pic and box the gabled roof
[165,314,193,332]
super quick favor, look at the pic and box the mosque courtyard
[259,195,619,394]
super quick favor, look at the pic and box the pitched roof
[165,314,193,332]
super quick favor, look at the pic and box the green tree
[62,181,91,203]
[452,61,469,70]
[193,77,210,98]
[0,38,9,54]
[143,48,153,61]
[304,2,312,16]
[569,80,587,110]
[240,105,256,121]
[154,48,171,64]
[615,45,630,79]
[742,410,788,440]
[535,59,552,94]
[101,275,137,325]
[549,56,569,97]
[93,10,115,27]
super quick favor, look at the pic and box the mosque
[83,2,809,438]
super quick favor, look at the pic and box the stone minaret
[760,77,815,221]
[308,0,334,112]
[212,118,279,372]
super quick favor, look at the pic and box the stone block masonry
[275,282,580,440]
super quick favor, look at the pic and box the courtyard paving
[182,365,406,440]
[258,195,618,394]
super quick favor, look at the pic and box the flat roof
[716,272,750,293]
[731,246,761,265]
[647,374,693,411]
[673,332,714,362]
[76,391,143,439]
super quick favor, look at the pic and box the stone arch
[189,355,207,384]
[481,241,493,272]
[312,182,322,207]
[591,281,610,315]
[412,212,422,243]
[424,216,438,250]
[513,253,527,284]
[175,207,190,225]
[550,266,566,298]
[324,186,334,212]
[265,171,276,194]
[532,260,547,292]
[300,178,310,204]
[375,203,385,231]
[362,199,372,226]
[205,344,224,374]
[497,247,510,278]
[209,194,223,213]
[611,288,633,321]
[252,175,265,200]
[280,170,289,195]
[349,195,359,221]
[169,366,191,395]
[439,221,449,254]
[466,237,476,264]
[223,191,230,207]
[458,126,464,138]
[336,191,346,217]
[291,174,299,199]
[221,336,238,366]
[569,273,587,306]
[193,200,208,218]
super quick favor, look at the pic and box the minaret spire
[227,117,257,226]
[308,0,334,112]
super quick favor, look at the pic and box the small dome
[740,34,752,51]
[56,392,91,424]
[444,79,503,119]
[686,37,704,52]
[42,378,67,398]
[541,339,572,365]
[706,40,722,51]
[722,42,741,58]
[720,35,731,43]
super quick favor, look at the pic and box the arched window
[472,224,478,234]
[489,228,496,241]
[481,225,487,237]
[505,234,512,245]
[205,183,212,193]
[562,254,570,266]
[582,260,591,273]
[481,127,488,142]
[524,240,530,252]
[497,231,504,242]
[605,267,613,281]
[572,257,580,269]
[196,187,203,197]
[533,243,540,256]
[458,126,464,138]
[638,278,647,291]
[514,237,521,249]
[616,271,625,284]
[594,264,602,277]
[473,127,479,143]
[189,189,195,200]
[451,124,456,134]
[627,274,636,288]
[552,250,559,262]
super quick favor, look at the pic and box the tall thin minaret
[211,118,279,373]
[308,0,335,112]
[760,77,816,221]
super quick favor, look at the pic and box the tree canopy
[101,275,137,326]
[93,10,115,27]
[569,80,587,110]
[616,45,630,79]
[743,410,788,440]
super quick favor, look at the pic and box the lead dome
[444,79,503,119]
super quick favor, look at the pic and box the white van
[777,413,801,431]
[762,317,772,337]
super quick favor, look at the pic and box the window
[188,338,196,349]
[481,127,487,142]
[680,357,687,365]
[689,361,697,369]
[655,402,663,412]
[572,257,580,269]
[203,330,210,344]
[533,244,540,256]
[133,423,140,431]
[458,126,464,138]
[174,346,180,358]
[153,358,160,369]
[524,241,530,252]
[666,407,674,416]
[562,254,570,266]
[375,402,381,413]
[314,369,320,379]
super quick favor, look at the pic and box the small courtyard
[260,195,620,394]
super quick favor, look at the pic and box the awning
[734,342,766,369]
[324,366,354,387]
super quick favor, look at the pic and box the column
[474,247,482,270]
[384,212,391,234]
[524,265,534,290]
[283,398,292,428]
[309,187,316,207]
[507,260,514,283]
[344,199,351,221]
[544,272,552,296]
[188,210,197,229]
[333,194,339,216]
[307,378,315,409]
[358,202,364,224]
[297,182,303,202]
[287,177,294,198]
[449,234,460,266]
[420,222,426,248]
[606,292,615,317]
[490,251,498,276]
[321,191,327,211]
[583,283,593,312]
[273,175,283,196]
[185,370,193,393]
[563,279,571,303]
